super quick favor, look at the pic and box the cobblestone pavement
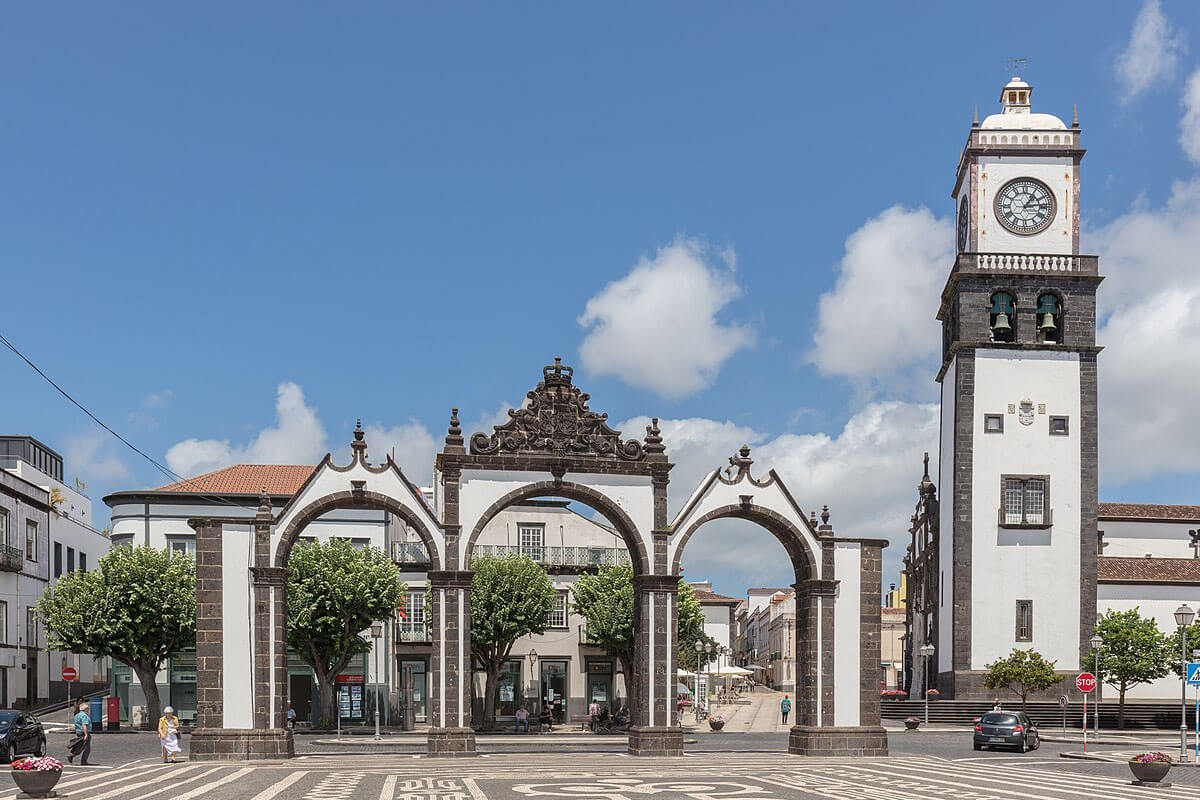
[9,750,1199,800]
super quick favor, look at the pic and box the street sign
[61,667,77,682]
[1076,672,1097,693]
[1058,694,1068,710]
[1187,663,1200,685]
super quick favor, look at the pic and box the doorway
[540,660,568,724]
[398,659,428,723]
[289,673,312,723]
[587,660,612,711]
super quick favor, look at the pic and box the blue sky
[5,1,1200,597]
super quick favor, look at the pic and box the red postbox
[106,697,121,732]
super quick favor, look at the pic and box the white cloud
[128,389,172,430]
[808,206,952,391]
[579,238,755,399]
[165,382,329,476]
[1116,0,1186,105]
[1180,68,1200,165]
[622,401,938,592]
[63,429,133,484]
[363,420,437,486]
[1090,177,1200,483]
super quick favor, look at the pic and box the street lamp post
[705,642,715,710]
[918,643,935,727]
[527,648,539,718]
[1175,604,1194,763]
[693,641,705,719]
[1194,648,1200,762]
[1090,633,1103,734]
[371,623,383,740]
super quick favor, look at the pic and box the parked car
[973,711,1039,752]
[0,711,47,761]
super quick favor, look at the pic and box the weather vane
[1005,57,1029,75]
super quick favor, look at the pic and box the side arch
[274,489,443,571]
[670,502,818,580]
[464,480,650,575]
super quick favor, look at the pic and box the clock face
[957,195,969,252]
[994,178,1055,235]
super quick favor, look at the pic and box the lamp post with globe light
[1176,604,1195,763]
[918,643,935,727]
[371,623,382,740]
[1090,633,1103,734]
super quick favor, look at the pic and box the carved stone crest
[1018,397,1035,426]
[470,359,646,460]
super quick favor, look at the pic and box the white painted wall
[975,155,1075,254]
[221,525,254,728]
[833,541,861,727]
[971,348,1081,671]
[1103,520,1197,559]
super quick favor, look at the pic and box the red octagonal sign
[61,667,77,682]
[1076,672,1096,693]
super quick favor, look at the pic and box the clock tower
[934,77,1102,698]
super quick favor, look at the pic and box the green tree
[470,554,556,730]
[982,648,1061,710]
[572,566,709,684]
[1091,608,1172,729]
[288,540,404,726]
[1165,622,1200,679]
[38,546,195,727]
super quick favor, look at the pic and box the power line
[0,331,255,512]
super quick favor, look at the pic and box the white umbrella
[676,668,695,677]
[676,682,692,695]
[712,665,752,676]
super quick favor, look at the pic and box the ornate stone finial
[351,419,367,457]
[820,505,831,526]
[643,417,665,455]
[445,408,464,451]
[728,444,754,477]
[256,486,272,519]
[922,451,930,480]
[809,510,818,528]
[1072,103,1079,128]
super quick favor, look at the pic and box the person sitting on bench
[538,705,554,731]
[514,706,530,733]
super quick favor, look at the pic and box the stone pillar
[627,574,683,757]
[192,520,224,736]
[427,570,476,756]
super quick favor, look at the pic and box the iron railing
[0,544,23,572]
[470,544,631,568]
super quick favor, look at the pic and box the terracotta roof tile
[1099,502,1200,522]
[692,589,742,605]
[153,464,314,495]
[1098,556,1200,584]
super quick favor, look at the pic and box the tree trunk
[1020,689,1027,712]
[131,662,162,730]
[482,662,500,731]
[316,675,336,729]
[1118,685,1127,730]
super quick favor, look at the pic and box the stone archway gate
[188,360,887,759]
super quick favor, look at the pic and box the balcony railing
[0,545,23,573]
[955,252,1098,275]
[472,544,631,568]
[397,621,430,643]
[391,542,431,565]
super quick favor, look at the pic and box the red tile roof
[153,464,314,495]
[1098,556,1200,584]
[693,589,743,605]
[1099,503,1200,522]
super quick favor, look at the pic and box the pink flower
[11,756,63,771]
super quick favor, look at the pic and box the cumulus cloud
[1090,177,1200,483]
[622,402,938,593]
[808,206,952,392]
[363,420,437,486]
[63,429,133,485]
[1180,69,1200,165]
[1116,0,1186,105]
[579,238,755,399]
[165,382,329,476]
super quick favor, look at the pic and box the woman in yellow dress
[157,706,181,763]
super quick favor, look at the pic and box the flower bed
[880,690,908,700]
[903,716,920,730]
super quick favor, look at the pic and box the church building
[904,77,1200,701]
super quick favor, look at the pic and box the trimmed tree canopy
[982,648,1061,710]
[38,545,196,725]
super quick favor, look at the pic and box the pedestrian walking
[780,694,791,725]
[68,701,91,766]
[588,700,600,732]
[158,706,182,763]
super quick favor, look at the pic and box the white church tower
[934,77,1102,698]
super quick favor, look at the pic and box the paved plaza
[15,730,1198,800]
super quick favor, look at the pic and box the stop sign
[62,667,77,682]
[1076,672,1096,693]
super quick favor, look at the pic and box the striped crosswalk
[0,753,1191,799]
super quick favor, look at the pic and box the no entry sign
[1076,672,1097,693]
[62,667,77,682]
